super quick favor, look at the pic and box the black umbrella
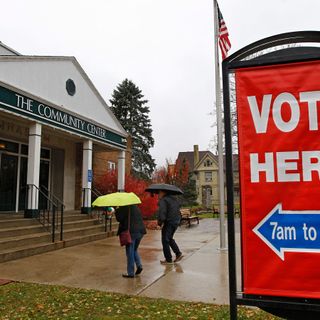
[145,183,183,195]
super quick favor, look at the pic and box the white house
[0,42,128,216]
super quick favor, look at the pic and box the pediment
[0,56,126,137]
[195,152,218,171]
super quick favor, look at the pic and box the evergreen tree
[181,174,198,206]
[110,79,156,179]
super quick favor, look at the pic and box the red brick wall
[92,135,132,185]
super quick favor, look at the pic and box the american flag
[218,5,231,60]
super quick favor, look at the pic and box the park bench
[180,208,199,227]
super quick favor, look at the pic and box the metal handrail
[41,185,65,241]
[91,187,103,198]
[83,187,112,233]
[41,185,65,208]
[94,188,113,232]
[27,184,64,242]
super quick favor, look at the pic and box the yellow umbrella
[92,192,141,207]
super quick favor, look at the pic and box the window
[0,140,19,153]
[205,171,212,182]
[21,144,28,155]
[66,79,76,96]
[204,159,213,167]
[41,148,51,159]
[107,161,116,171]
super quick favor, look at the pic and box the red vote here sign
[236,60,320,298]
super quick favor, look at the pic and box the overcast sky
[1,0,319,167]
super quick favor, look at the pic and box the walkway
[0,219,239,304]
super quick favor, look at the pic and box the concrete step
[64,218,118,229]
[63,210,83,215]
[0,224,48,238]
[62,214,89,222]
[0,221,118,249]
[0,213,103,234]
[0,232,52,251]
[63,230,117,248]
[0,218,39,229]
[62,224,112,239]
[62,219,100,230]
[0,214,24,220]
[0,230,117,263]
[0,211,119,263]
[62,212,112,222]
[0,241,64,263]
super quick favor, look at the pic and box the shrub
[95,170,158,218]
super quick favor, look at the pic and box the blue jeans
[125,236,143,276]
[161,223,181,262]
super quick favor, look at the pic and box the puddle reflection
[163,263,184,274]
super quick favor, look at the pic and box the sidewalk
[0,219,235,304]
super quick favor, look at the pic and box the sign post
[223,31,320,319]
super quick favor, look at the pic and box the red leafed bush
[95,170,158,218]
[95,170,118,194]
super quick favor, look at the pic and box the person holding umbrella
[92,192,146,278]
[146,184,183,265]
[115,204,146,278]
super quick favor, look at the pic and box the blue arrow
[253,204,320,260]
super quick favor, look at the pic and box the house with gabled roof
[176,145,239,208]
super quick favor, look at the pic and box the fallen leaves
[0,282,282,319]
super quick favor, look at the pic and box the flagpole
[213,0,226,250]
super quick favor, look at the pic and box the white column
[117,150,125,192]
[81,139,92,213]
[25,122,42,217]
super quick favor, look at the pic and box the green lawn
[196,212,219,219]
[0,282,281,319]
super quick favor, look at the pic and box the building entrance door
[18,157,27,211]
[202,185,212,209]
[0,138,51,213]
[18,158,50,211]
[0,153,18,211]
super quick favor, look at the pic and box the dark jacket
[157,195,181,226]
[115,205,146,239]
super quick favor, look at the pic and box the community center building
[0,42,130,217]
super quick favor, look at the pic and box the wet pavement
[0,219,239,304]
